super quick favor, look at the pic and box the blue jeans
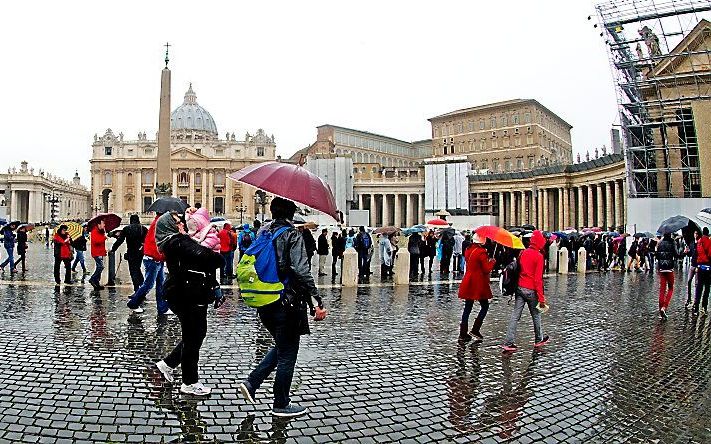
[247,302,301,409]
[0,247,15,270]
[127,258,169,314]
[89,256,104,284]
[72,251,86,272]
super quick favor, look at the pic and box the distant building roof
[428,98,573,129]
[317,124,418,146]
[469,153,624,182]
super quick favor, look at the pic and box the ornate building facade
[89,85,277,222]
[0,161,90,223]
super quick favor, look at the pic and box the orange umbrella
[475,225,524,249]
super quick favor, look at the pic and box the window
[481,160,488,170]
[257,146,265,157]
[479,119,485,130]
[214,172,225,186]
[513,114,519,125]
[142,170,154,186]
[502,116,508,127]
[145,148,153,156]
[490,117,496,128]
[103,171,112,186]
[443,146,448,155]
[104,146,112,156]
[127,149,134,155]
[527,135,534,145]
[214,197,225,214]
[196,148,201,155]
[127,172,133,182]
[492,160,499,171]
[517,159,524,170]
[529,157,535,169]
[505,160,512,171]
[468,121,474,132]
[524,112,531,124]
[143,196,153,212]
[195,173,202,186]
[178,171,188,185]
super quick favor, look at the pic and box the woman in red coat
[457,233,495,342]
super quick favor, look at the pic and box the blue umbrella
[210,217,226,222]
[403,224,426,236]
[552,231,569,240]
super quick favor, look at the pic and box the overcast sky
[0,1,618,184]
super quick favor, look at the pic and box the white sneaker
[155,360,174,383]
[132,307,144,314]
[180,382,211,396]
[165,309,174,315]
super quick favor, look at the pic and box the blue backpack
[236,227,290,307]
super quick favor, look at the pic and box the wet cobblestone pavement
[0,247,710,443]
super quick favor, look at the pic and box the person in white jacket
[379,235,393,277]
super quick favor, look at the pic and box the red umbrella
[229,161,339,220]
[426,219,449,227]
[87,213,122,232]
[475,225,524,249]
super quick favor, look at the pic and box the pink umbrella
[228,161,339,220]
[591,227,602,233]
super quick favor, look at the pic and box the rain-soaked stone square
[0,247,709,443]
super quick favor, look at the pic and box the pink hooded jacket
[186,208,221,252]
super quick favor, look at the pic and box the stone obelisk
[156,43,172,198]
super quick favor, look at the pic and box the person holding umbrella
[127,213,171,315]
[457,233,496,342]
[111,214,148,292]
[71,226,88,276]
[685,230,700,310]
[53,225,73,285]
[0,222,18,273]
[13,225,29,273]
[656,232,681,320]
[88,220,107,290]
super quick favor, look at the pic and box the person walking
[44,225,50,248]
[52,225,72,285]
[656,233,680,320]
[71,227,88,276]
[13,225,28,273]
[354,226,372,278]
[88,220,107,290]
[502,230,550,352]
[301,226,317,267]
[127,214,171,315]
[218,223,234,284]
[457,233,495,342]
[627,238,639,272]
[154,212,224,396]
[693,227,711,315]
[453,231,465,273]
[379,233,394,277]
[407,232,421,278]
[330,231,342,277]
[685,230,699,310]
[424,230,437,274]
[238,197,327,417]
[111,214,148,291]
[461,234,473,273]
[440,230,455,274]
[0,222,18,273]
[238,224,254,260]
[316,228,329,276]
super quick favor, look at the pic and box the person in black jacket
[316,229,329,276]
[685,231,699,309]
[407,232,421,277]
[111,214,148,291]
[656,233,680,320]
[13,226,28,272]
[300,226,316,267]
[331,231,344,278]
[71,227,88,275]
[239,197,327,418]
[153,212,224,397]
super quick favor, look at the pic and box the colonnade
[355,193,425,228]
[495,179,626,231]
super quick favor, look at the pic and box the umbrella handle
[493,243,498,258]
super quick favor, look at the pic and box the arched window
[178,171,188,185]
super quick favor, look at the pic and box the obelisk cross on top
[155,42,173,198]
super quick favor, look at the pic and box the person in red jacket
[218,223,234,284]
[89,220,107,290]
[693,227,711,314]
[503,230,549,352]
[53,225,73,285]
[457,233,496,342]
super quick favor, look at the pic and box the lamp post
[46,190,61,224]
[235,203,247,225]
[90,200,102,216]
[254,190,269,222]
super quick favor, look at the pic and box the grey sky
[0,1,616,183]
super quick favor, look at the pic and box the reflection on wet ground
[0,247,709,442]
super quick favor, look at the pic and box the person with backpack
[458,233,495,342]
[502,230,549,352]
[154,212,224,396]
[316,228,329,276]
[656,233,680,320]
[0,222,18,274]
[354,226,372,278]
[71,226,88,276]
[237,197,327,418]
[238,224,254,258]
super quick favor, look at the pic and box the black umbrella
[633,232,648,238]
[521,224,536,231]
[146,197,189,214]
[657,215,692,236]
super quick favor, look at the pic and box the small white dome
[170,84,218,135]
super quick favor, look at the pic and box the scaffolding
[596,0,711,198]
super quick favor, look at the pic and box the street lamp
[254,190,269,222]
[235,203,247,225]
[46,190,61,224]
[90,199,102,216]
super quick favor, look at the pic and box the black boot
[470,318,484,342]
[458,323,471,342]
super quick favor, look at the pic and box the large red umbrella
[229,161,339,220]
[475,225,524,249]
[426,219,449,228]
[87,213,122,232]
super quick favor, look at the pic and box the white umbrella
[697,208,711,225]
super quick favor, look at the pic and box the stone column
[531,189,537,228]
[563,187,570,229]
[27,191,35,223]
[596,183,604,229]
[406,194,415,227]
[614,180,623,230]
[522,191,529,225]
[189,170,196,207]
[418,193,424,225]
[172,170,178,198]
[577,187,584,229]
[605,181,613,231]
[541,189,548,231]
[586,185,594,228]
[381,194,389,226]
[135,171,142,212]
[370,193,377,227]
[208,171,214,212]
[394,194,402,228]
[358,194,364,210]
[557,188,564,231]
[509,191,516,227]
[537,190,543,229]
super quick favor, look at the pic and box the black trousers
[54,258,71,284]
[410,253,420,276]
[14,251,26,271]
[127,257,144,291]
[164,304,208,385]
[331,255,340,275]
[694,267,711,311]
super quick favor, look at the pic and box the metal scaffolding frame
[596,0,711,198]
